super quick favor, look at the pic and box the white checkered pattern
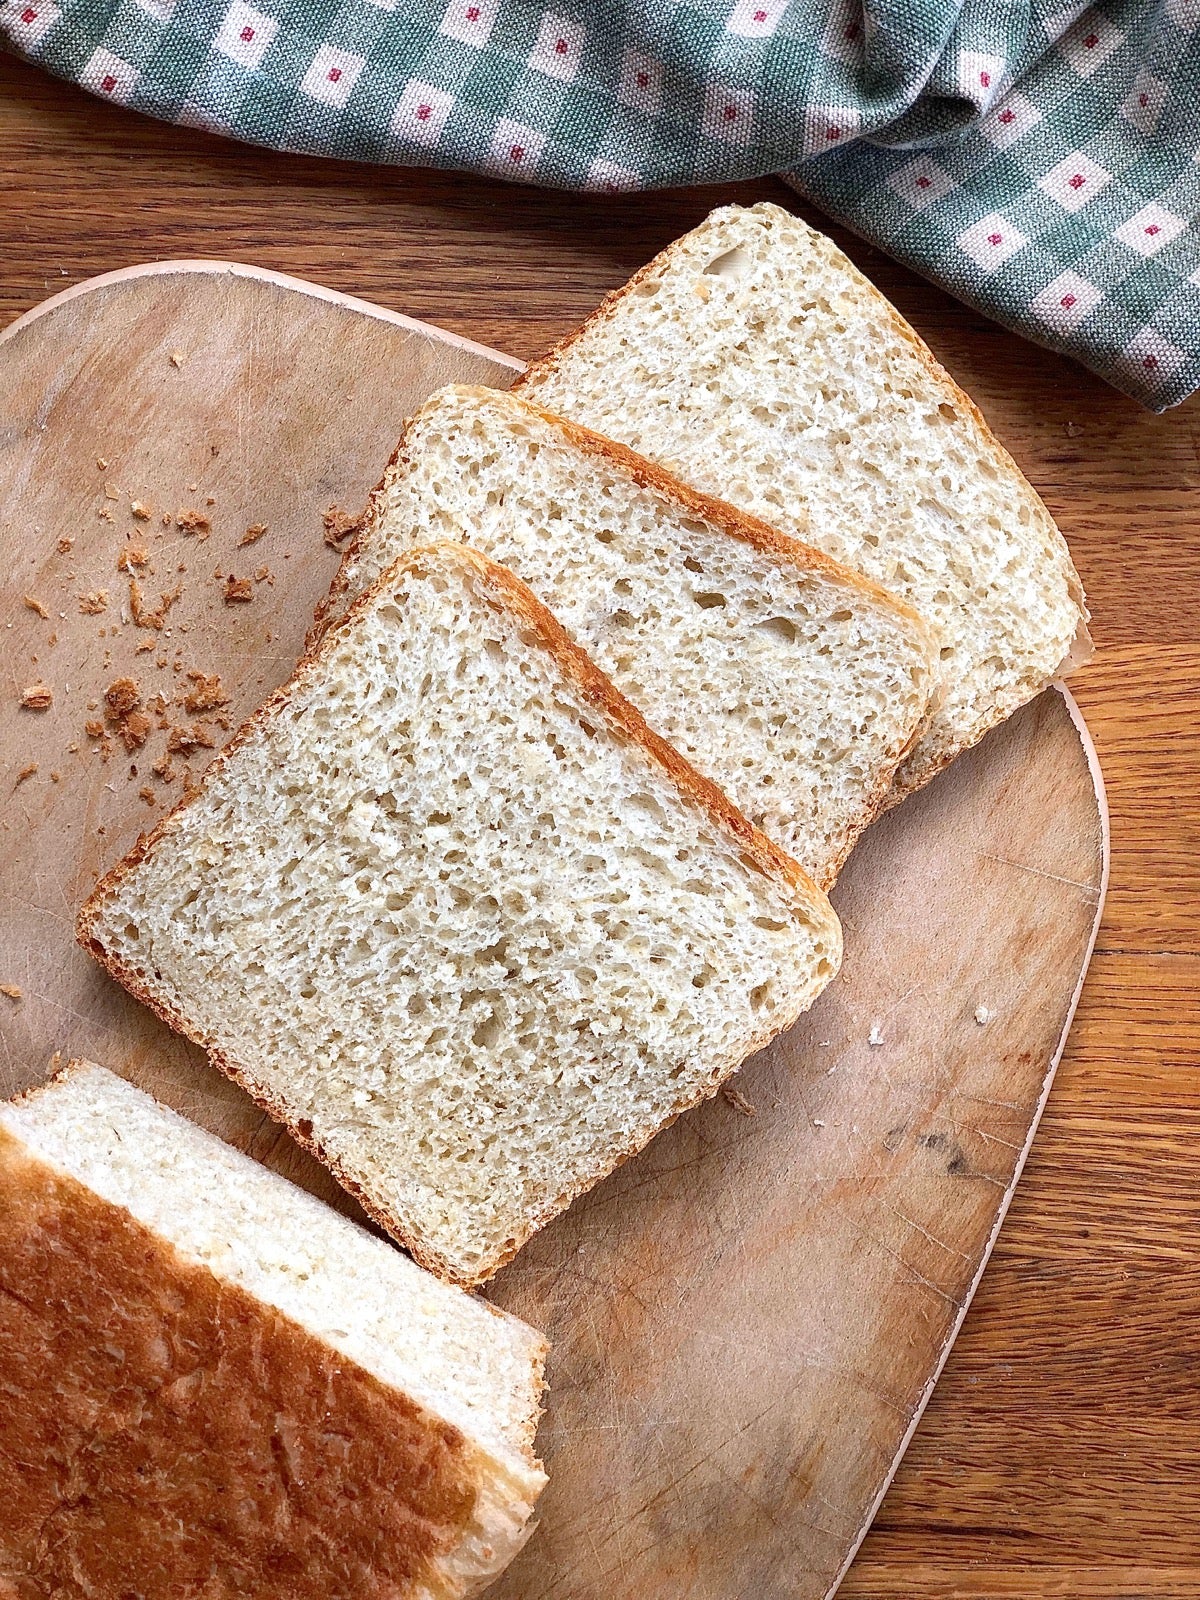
[727,0,787,39]
[979,90,1042,148]
[1060,11,1124,76]
[584,158,641,192]
[1115,202,1185,255]
[214,0,276,69]
[617,47,660,115]
[888,158,955,212]
[821,0,865,64]
[958,212,1029,273]
[1121,70,1168,135]
[1039,151,1111,213]
[703,82,755,146]
[391,80,453,146]
[135,0,175,21]
[1030,270,1103,333]
[1,0,60,49]
[1166,0,1200,28]
[801,105,861,155]
[957,50,1006,107]
[300,44,363,108]
[80,46,138,102]
[439,0,495,48]
[486,117,544,175]
[529,13,584,81]
[1122,327,1189,384]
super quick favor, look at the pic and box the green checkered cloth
[5,0,1198,408]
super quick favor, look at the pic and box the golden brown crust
[0,1126,482,1596]
[78,543,839,1287]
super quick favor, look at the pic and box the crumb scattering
[131,501,152,521]
[223,575,253,604]
[867,1024,885,1047]
[0,984,22,1002]
[95,457,108,471]
[23,595,50,619]
[183,671,230,714]
[721,1085,758,1117]
[50,770,60,782]
[118,546,150,573]
[56,536,74,554]
[104,677,141,720]
[323,504,357,548]
[974,1005,995,1026]
[177,507,210,537]
[84,718,105,739]
[167,723,216,755]
[78,590,109,615]
[104,482,120,501]
[169,349,184,368]
[15,763,38,785]
[138,785,157,806]
[130,578,181,630]
[151,753,176,782]
[19,683,53,710]
[239,522,268,547]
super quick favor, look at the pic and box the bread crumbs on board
[182,672,229,714]
[323,504,357,548]
[131,501,152,521]
[14,764,38,785]
[223,576,253,603]
[23,595,50,619]
[167,723,215,756]
[118,546,150,572]
[19,684,53,710]
[0,984,22,1002]
[56,537,74,554]
[138,785,157,806]
[176,508,211,538]
[78,590,109,615]
[239,523,268,546]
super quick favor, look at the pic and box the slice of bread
[0,1061,547,1599]
[514,201,1091,799]
[78,544,841,1287]
[321,386,936,888]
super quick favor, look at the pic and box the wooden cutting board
[0,263,1107,1600]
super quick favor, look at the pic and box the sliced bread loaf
[78,544,841,1286]
[514,201,1090,798]
[321,386,936,888]
[0,1061,547,1599]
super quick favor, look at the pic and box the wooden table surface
[2,53,1198,1599]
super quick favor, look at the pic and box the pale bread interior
[516,201,1089,795]
[335,386,936,887]
[81,547,840,1285]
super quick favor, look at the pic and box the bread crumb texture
[19,684,52,711]
[341,386,934,886]
[0,1129,487,1597]
[82,546,839,1283]
[517,202,1088,794]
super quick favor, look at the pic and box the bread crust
[512,200,1091,803]
[79,543,841,1287]
[0,1111,541,1597]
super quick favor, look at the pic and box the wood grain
[1,57,1198,1597]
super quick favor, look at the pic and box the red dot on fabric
[510,144,525,160]
[988,233,1002,245]
[1146,223,1161,235]
[20,6,36,20]
[1061,294,1077,308]
[1068,173,1085,189]
[101,73,116,90]
[917,176,931,188]
[465,4,479,18]
[845,22,859,38]
[1084,31,1098,46]
[240,24,254,38]
[1139,92,1149,106]
[416,103,431,119]
[328,66,341,81]
[1144,355,1158,368]
[980,71,990,87]
[999,108,1015,122]
[826,125,841,138]
[754,8,767,19]
[723,104,737,119]
[554,37,567,52]
[636,71,648,86]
